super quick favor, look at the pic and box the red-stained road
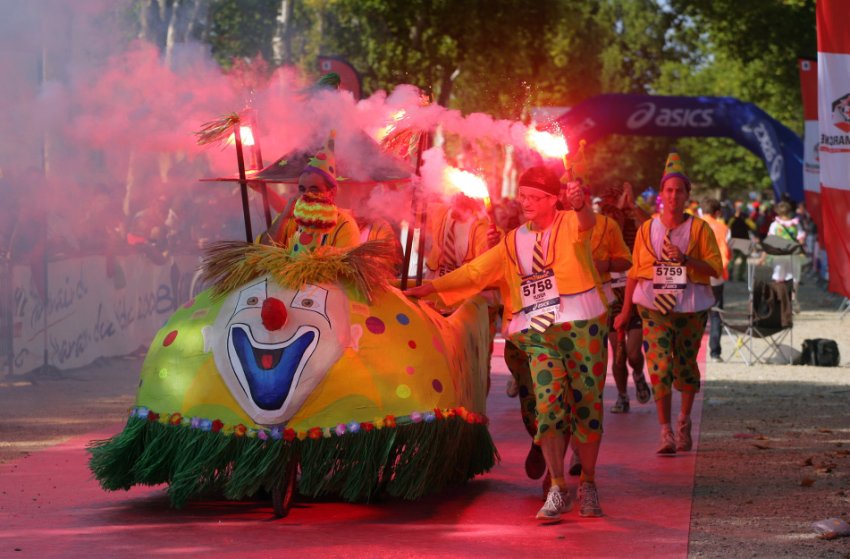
[0,340,705,558]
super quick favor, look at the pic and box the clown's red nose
[261,297,288,331]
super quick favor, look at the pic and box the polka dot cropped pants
[509,313,608,444]
[638,306,707,399]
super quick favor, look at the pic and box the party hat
[304,131,338,188]
[660,151,690,188]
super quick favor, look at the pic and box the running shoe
[633,370,652,404]
[578,481,603,517]
[536,485,572,521]
[657,427,676,455]
[677,417,693,451]
[610,393,630,413]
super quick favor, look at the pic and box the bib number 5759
[655,266,684,277]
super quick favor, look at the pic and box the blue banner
[556,94,804,201]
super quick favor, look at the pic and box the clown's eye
[233,281,268,316]
[291,285,328,317]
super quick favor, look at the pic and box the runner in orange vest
[407,166,607,521]
[423,193,490,281]
[700,198,731,362]
[614,153,722,455]
[595,184,652,415]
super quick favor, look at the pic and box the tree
[271,0,295,65]
[125,0,816,198]
[656,0,817,196]
[133,0,212,67]
[206,0,280,68]
[530,1,688,191]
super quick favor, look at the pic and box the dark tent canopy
[204,130,413,186]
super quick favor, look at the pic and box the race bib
[653,263,687,294]
[610,271,627,289]
[520,269,560,317]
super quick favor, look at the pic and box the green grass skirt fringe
[88,416,499,508]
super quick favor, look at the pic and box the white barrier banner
[10,254,201,374]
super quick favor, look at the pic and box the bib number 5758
[522,278,553,297]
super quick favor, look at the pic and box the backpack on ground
[798,338,840,367]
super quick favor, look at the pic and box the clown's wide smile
[227,324,318,411]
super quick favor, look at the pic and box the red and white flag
[798,58,823,244]
[817,0,850,298]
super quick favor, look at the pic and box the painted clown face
[204,277,353,426]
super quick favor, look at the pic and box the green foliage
[654,0,816,196]
[597,0,677,94]
[208,0,281,68]
[312,0,565,119]
[665,0,816,129]
[585,136,672,192]
[150,0,817,199]
[549,1,685,189]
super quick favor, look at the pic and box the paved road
[0,346,703,558]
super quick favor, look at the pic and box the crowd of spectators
[0,171,245,269]
[0,161,827,291]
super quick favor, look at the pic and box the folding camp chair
[714,262,794,366]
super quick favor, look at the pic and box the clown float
[89,126,498,517]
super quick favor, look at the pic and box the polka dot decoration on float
[396,384,411,399]
[163,330,178,347]
[432,379,443,393]
[432,335,445,354]
[395,313,410,326]
[365,316,385,335]
[191,309,209,321]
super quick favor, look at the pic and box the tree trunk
[184,0,210,43]
[436,64,455,108]
[164,0,182,68]
[272,0,295,66]
[123,149,137,221]
[137,0,170,50]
